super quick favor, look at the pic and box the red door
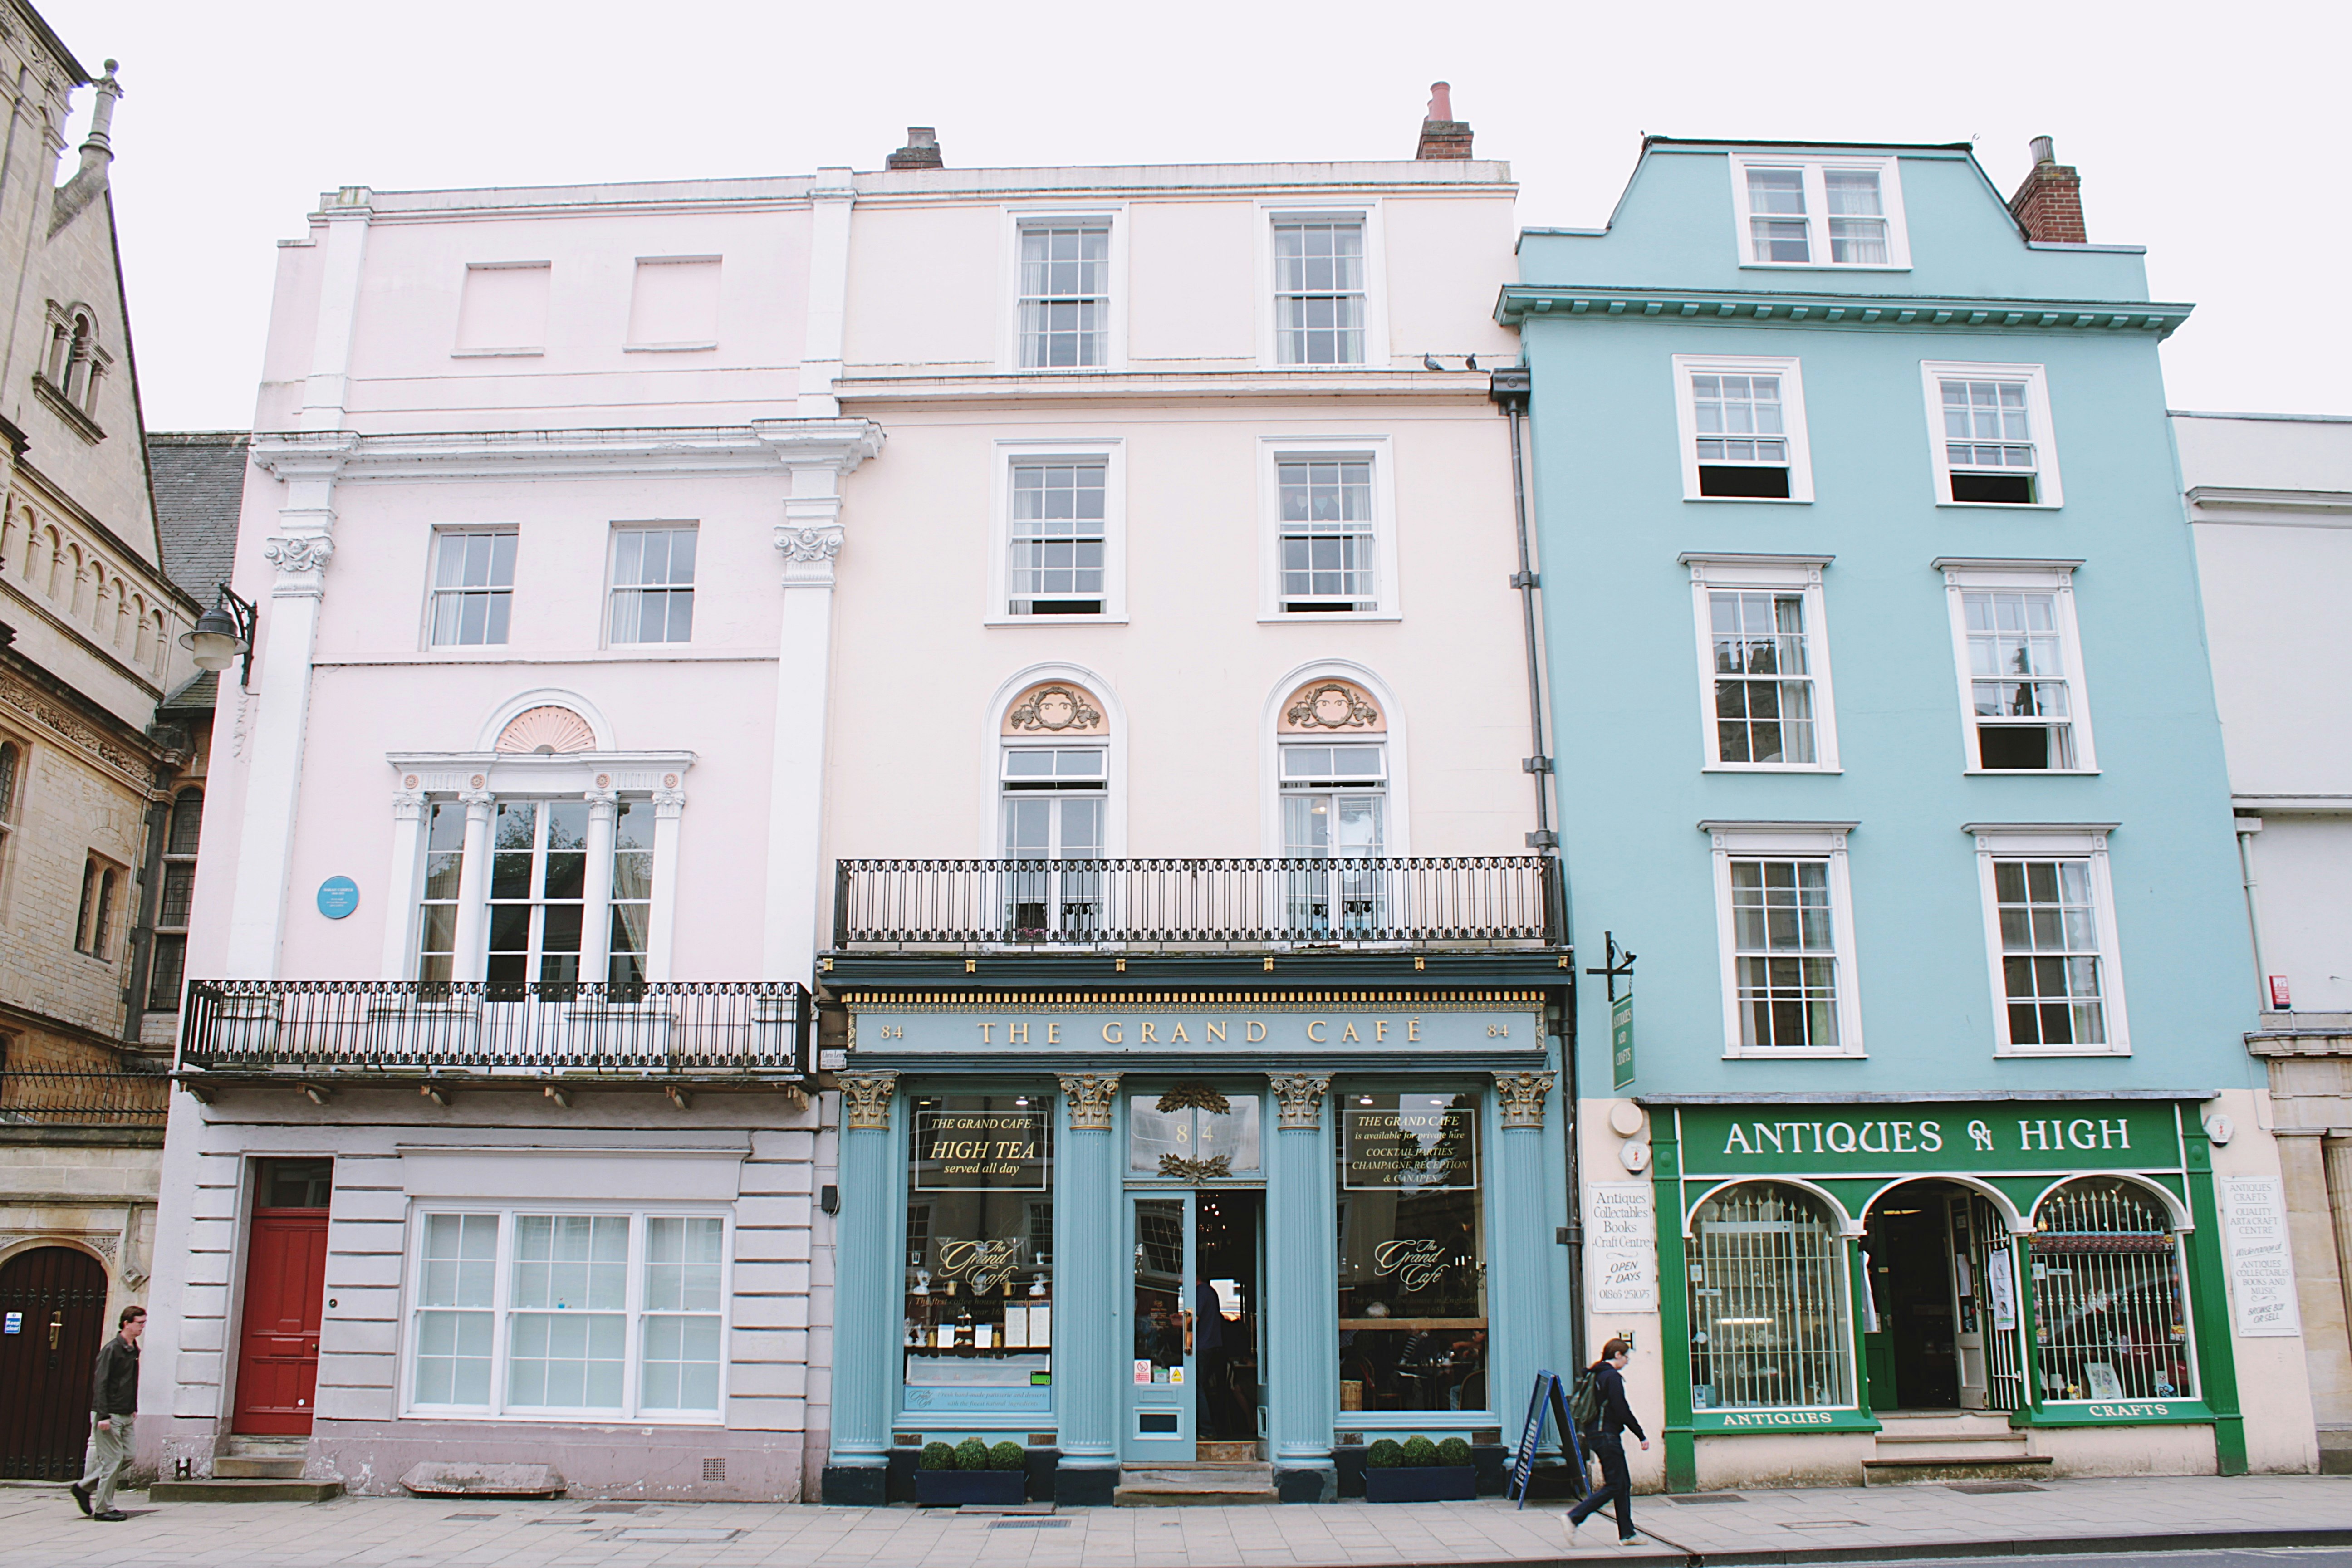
[233,1163,331,1435]
[0,1247,108,1479]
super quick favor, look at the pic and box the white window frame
[1257,436,1401,621]
[1702,821,1866,1059]
[424,526,519,649]
[986,440,1126,624]
[1728,155,1911,271]
[605,521,699,647]
[1964,823,2130,1058]
[1001,210,1126,373]
[1934,558,2098,775]
[1256,203,1390,370]
[1672,354,1815,504]
[400,1203,732,1423]
[1920,361,2063,509]
[1682,554,1842,773]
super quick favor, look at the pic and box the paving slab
[0,1475,2345,1568]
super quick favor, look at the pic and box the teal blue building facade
[1508,139,2296,1485]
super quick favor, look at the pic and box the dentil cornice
[247,421,883,484]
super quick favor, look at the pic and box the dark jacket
[1589,1359,1644,1442]
[91,1334,138,1417]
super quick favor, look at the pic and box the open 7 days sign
[1678,1101,2185,1178]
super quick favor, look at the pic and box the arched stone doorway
[0,1245,108,1478]
[1860,1181,2024,1412]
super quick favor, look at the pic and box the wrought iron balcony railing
[833,855,1563,951]
[179,980,809,1078]
[0,1068,170,1128]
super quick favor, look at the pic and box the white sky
[45,0,2349,432]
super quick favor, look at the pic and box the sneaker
[69,1483,90,1517]
[1565,1514,1582,1544]
[93,1509,128,1522]
[1617,1535,1639,1546]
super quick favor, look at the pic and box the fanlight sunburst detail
[495,705,598,755]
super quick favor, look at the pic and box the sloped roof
[146,431,247,603]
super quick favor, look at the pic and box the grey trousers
[78,1414,133,1511]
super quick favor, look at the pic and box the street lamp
[179,583,256,689]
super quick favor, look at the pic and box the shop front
[820,988,1570,1504]
[1644,1095,2247,1489]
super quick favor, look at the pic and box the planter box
[1364,1465,1477,1503]
[914,1469,1028,1507]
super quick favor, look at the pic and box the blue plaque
[316,876,360,920]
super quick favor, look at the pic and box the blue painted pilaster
[1268,1072,1337,1502]
[1055,1072,1122,1505]
[1491,1069,1561,1444]
[821,1073,898,1505]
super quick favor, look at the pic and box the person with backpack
[1565,1337,1647,1546]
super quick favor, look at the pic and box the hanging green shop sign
[1610,991,1635,1092]
[1675,1101,2185,1179]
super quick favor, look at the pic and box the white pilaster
[379,784,428,980]
[796,168,854,417]
[223,433,358,979]
[648,779,686,981]
[582,782,618,986]
[300,190,373,431]
[449,782,495,983]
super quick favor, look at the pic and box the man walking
[70,1305,143,1521]
[1565,1336,1647,1547]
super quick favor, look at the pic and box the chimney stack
[887,127,943,171]
[2008,134,2087,244]
[1416,81,1473,161]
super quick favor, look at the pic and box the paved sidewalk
[0,1474,2346,1567]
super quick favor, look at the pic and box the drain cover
[1948,1481,2047,1494]
[580,1503,644,1514]
[1667,1493,1747,1504]
[443,1514,500,1521]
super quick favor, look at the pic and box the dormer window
[1730,156,1908,270]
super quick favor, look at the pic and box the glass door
[1122,1194,1194,1462]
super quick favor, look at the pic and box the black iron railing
[180,980,808,1076]
[833,856,1563,950]
[0,1068,170,1127]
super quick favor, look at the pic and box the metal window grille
[1942,381,2035,472]
[2030,1178,2193,1402]
[1277,458,1376,608]
[1019,225,1108,368]
[1008,462,1106,612]
[1746,170,1809,262]
[1824,171,1888,264]
[1730,858,1839,1048]
[1995,860,2106,1047]
[610,527,696,645]
[1273,222,1365,365]
[1710,591,1816,764]
[430,530,517,647]
[1965,590,2074,768]
[1952,1194,2025,1412]
[1689,1183,1852,1410]
[1691,375,1788,466]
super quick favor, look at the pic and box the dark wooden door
[233,1209,329,1434]
[0,1246,108,1478]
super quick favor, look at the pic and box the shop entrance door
[1194,1190,1264,1455]
[1125,1194,1194,1461]
[1863,1182,1961,1409]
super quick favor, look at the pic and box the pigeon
[1465,353,1480,371]
[1423,353,1445,372]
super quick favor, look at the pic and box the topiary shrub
[918,1441,956,1471]
[1400,1436,1440,1468]
[1366,1438,1406,1469]
[988,1441,1026,1472]
[1436,1436,1472,1467]
[953,1437,991,1471]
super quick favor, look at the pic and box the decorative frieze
[838,1072,898,1131]
[1494,1069,1556,1129]
[1058,1072,1122,1131]
[1269,1072,1333,1130]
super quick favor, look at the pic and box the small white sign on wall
[1585,1181,1658,1314]
[2220,1176,2302,1338]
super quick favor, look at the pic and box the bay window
[407,1207,726,1419]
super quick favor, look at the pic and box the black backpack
[1568,1367,1602,1431]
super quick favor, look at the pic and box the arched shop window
[1689,1182,1853,1412]
[2029,1177,2194,1403]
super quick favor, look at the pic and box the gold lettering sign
[914,1109,1048,1191]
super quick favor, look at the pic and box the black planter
[1363,1465,1478,1503]
[914,1469,1028,1507]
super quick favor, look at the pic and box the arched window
[130,598,149,664]
[67,546,87,616]
[145,790,202,1012]
[999,680,1108,939]
[2030,1177,2193,1402]
[1689,1181,1854,1412]
[0,738,21,878]
[1276,678,1387,935]
[148,611,167,675]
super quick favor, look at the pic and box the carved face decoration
[1034,691,1078,730]
[1311,688,1355,727]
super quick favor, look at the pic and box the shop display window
[903,1091,1055,1413]
[2029,1177,2193,1402]
[1688,1182,1853,1411]
[1335,1090,1486,1413]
